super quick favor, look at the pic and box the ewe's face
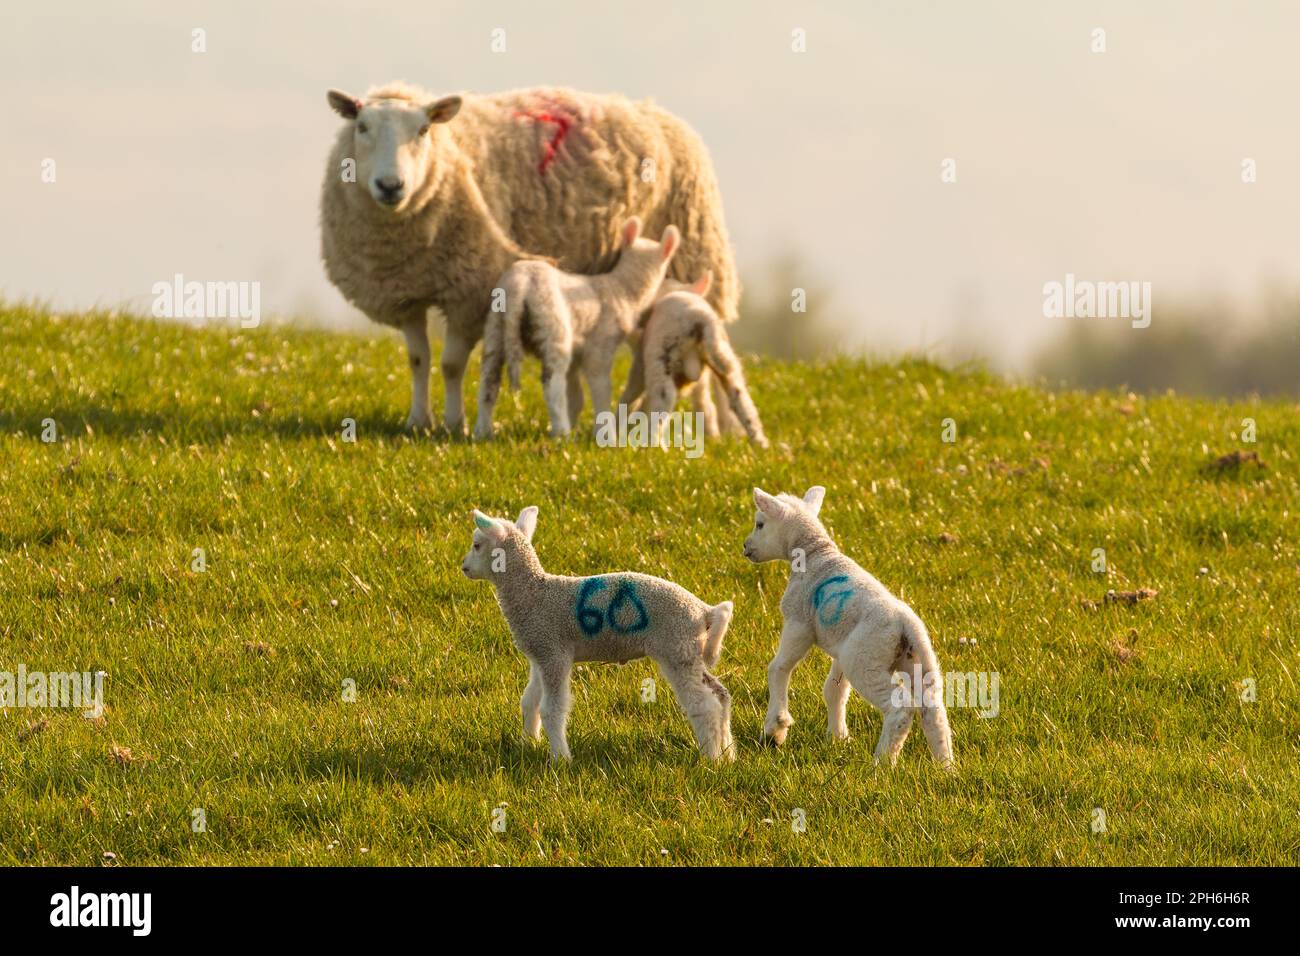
[328,90,461,214]
[354,103,432,211]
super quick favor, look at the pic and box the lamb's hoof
[828,728,851,742]
[405,413,434,433]
[472,424,495,441]
[759,712,790,743]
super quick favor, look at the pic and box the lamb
[319,82,742,433]
[742,486,954,767]
[620,272,768,448]
[461,505,735,762]
[473,218,679,439]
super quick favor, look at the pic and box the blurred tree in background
[731,252,842,360]
[1034,295,1300,398]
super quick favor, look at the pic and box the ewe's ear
[660,225,681,261]
[472,509,506,541]
[802,486,826,516]
[620,217,642,246]
[425,95,462,124]
[691,271,713,297]
[515,506,539,542]
[327,89,363,120]
[754,488,786,518]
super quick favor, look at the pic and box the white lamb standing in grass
[743,486,954,767]
[461,506,735,762]
[474,218,680,439]
[620,272,768,448]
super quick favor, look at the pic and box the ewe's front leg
[440,327,474,436]
[399,311,433,431]
[764,619,814,744]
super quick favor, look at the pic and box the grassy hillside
[1,302,1297,866]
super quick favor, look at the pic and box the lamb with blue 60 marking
[743,485,954,766]
[462,505,734,761]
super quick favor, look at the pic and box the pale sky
[4,0,1298,369]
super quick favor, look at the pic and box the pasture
[1,302,1296,865]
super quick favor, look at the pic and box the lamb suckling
[473,218,679,439]
[742,486,954,767]
[621,272,768,448]
[320,82,742,434]
[461,505,735,761]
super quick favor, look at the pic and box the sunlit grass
[1,302,1296,865]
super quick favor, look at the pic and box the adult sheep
[319,81,741,433]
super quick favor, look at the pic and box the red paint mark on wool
[515,107,575,175]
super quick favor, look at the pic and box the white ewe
[742,486,954,767]
[461,506,735,762]
[319,83,742,433]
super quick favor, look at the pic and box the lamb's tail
[502,287,529,391]
[701,600,733,669]
[699,319,768,447]
[900,611,954,768]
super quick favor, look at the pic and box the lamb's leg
[823,659,851,740]
[400,311,433,431]
[440,327,474,436]
[709,368,744,435]
[566,365,585,428]
[538,656,574,761]
[474,315,504,440]
[691,367,721,438]
[583,352,614,431]
[840,635,915,765]
[619,334,646,410]
[520,660,543,741]
[660,661,727,761]
[541,354,572,437]
[703,670,735,760]
[763,619,814,744]
[643,355,679,449]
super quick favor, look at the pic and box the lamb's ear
[620,217,642,246]
[425,95,462,124]
[515,506,539,542]
[472,509,506,540]
[659,225,681,261]
[753,488,786,518]
[802,485,826,516]
[327,89,363,120]
[691,271,713,297]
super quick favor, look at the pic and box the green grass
[1,301,1297,866]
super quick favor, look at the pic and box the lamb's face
[462,507,539,581]
[743,487,826,563]
[328,89,461,214]
[461,527,500,580]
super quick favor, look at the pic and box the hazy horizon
[4,0,1298,371]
